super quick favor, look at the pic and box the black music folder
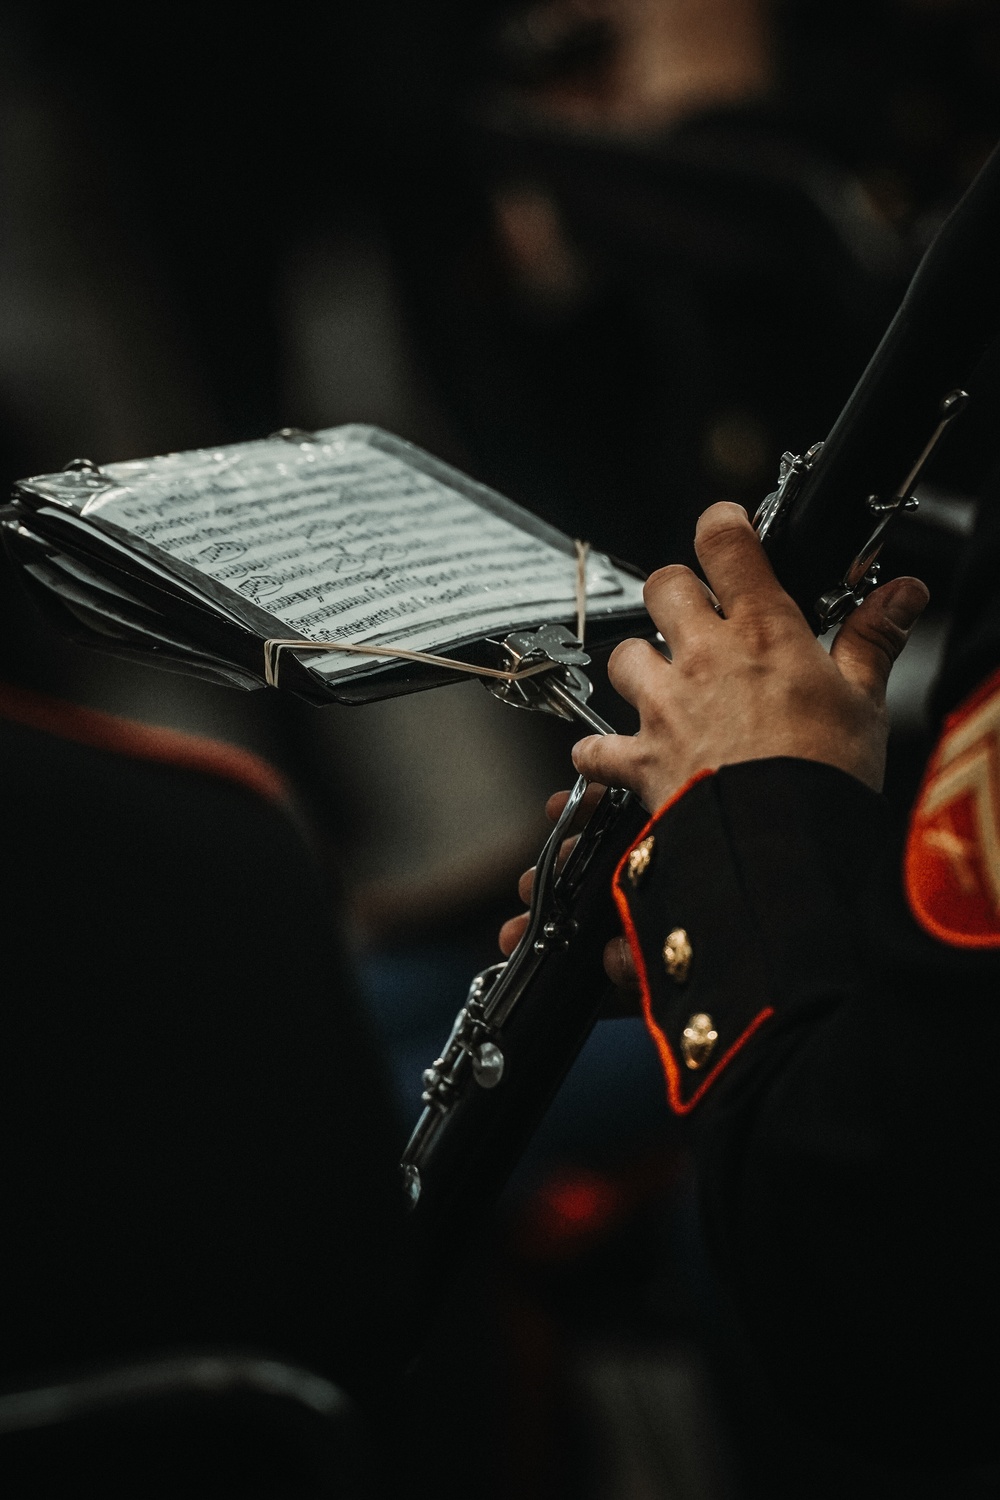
[1,426,648,703]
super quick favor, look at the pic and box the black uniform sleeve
[614,756,1000,1463]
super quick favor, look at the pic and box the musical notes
[82,429,640,677]
[8,426,647,698]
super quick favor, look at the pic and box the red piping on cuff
[611,767,774,1116]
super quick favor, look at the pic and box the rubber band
[264,538,593,688]
[262,637,560,690]
[575,539,590,647]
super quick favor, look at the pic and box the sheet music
[80,430,644,677]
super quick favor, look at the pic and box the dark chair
[0,1350,373,1497]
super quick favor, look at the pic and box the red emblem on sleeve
[905,665,1000,948]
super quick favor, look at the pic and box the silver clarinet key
[485,624,617,736]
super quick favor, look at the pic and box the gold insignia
[681,1013,718,1070]
[662,927,692,983]
[626,836,655,887]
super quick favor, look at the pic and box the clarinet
[401,139,1000,1251]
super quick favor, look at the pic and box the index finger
[693,502,793,619]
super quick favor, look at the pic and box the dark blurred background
[3,1,1000,1495]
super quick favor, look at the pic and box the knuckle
[574,738,608,779]
[643,563,694,603]
[739,602,800,651]
[677,641,713,680]
[633,743,662,789]
[607,636,642,675]
[741,616,780,655]
[853,614,906,661]
[608,637,663,696]
[695,504,750,555]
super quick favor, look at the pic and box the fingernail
[884,578,930,628]
[696,500,749,531]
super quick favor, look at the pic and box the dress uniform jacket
[0,679,408,1407]
[611,503,1000,1465]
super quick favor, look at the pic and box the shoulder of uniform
[906,662,1000,949]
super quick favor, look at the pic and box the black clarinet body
[402,141,1000,1255]
[762,139,1000,627]
[402,784,647,1244]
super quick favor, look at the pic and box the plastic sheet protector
[4,426,649,701]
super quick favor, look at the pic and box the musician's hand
[571,502,929,810]
[498,787,640,1007]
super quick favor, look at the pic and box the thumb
[829,576,929,700]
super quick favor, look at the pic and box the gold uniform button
[681,1013,718,1071]
[662,926,692,984]
[626,835,655,887]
